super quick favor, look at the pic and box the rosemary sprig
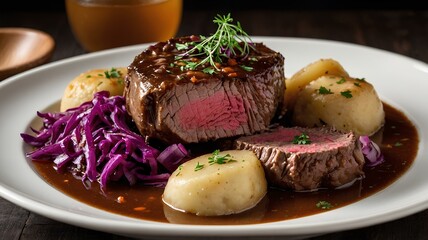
[178,13,254,70]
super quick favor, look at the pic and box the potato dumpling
[162,150,267,216]
[284,58,349,113]
[292,75,385,136]
[60,67,127,112]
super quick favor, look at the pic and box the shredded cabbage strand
[359,135,384,167]
[21,91,188,190]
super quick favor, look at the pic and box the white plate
[0,36,427,239]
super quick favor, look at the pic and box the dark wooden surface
[1,5,428,240]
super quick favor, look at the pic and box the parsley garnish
[202,67,215,74]
[394,142,403,147]
[340,90,353,98]
[104,67,123,79]
[336,77,346,84]
[248,57,258,61]
[318,86,333,95]
[316,201,332,210]
[292,133,311,145]
[208,150,237,165]
[240,65,253,72]
[356,77,366,81]
[354,82,361,87]
[194,162,204,171]
[178,13,254,71]
[175,43,189,51]
[176,165,183,176]
[179,61,198,71]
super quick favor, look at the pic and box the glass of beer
[65,0,182,52]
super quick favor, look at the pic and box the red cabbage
[157,143,188,173]
[21,91,188,190]
[359,135,385,167]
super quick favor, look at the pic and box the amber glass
[65,0,182,52]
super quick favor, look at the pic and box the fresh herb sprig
[194,162,204,171]
[178,13,254,71]
[208,150,237,165]
[318,86,333,95]
[292,133,311,145]
[340,90,353,98]
[316,200,333,210]
[104,67,123,79]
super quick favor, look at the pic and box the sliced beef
[124,36,285,145]
[234,126,365,191]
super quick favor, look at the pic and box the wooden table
[1,6,428,240]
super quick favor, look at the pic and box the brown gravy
[31,103,419,225]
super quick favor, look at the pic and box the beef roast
[124,36,285,144]
[234,126,365,191]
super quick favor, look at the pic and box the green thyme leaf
[248,57,258,61]
[181,61,198,70]
[316,200,332,210]
[176,165,183,176]
[336,78,346,84]
[208,150,237,165]
[104,67,122,79]
[318,86,333,95]
[292,133,311,145]
[203,67,215,74]
[175,43,189,51]
[354,82,361,87]
[240,65,253,72]
[178,13,255,71]
[194,162,204,171]
[340,90,353,98]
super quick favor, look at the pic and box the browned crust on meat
[124,36,285,144]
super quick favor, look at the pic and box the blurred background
[1,0,427,11]
[1,0,427,64]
